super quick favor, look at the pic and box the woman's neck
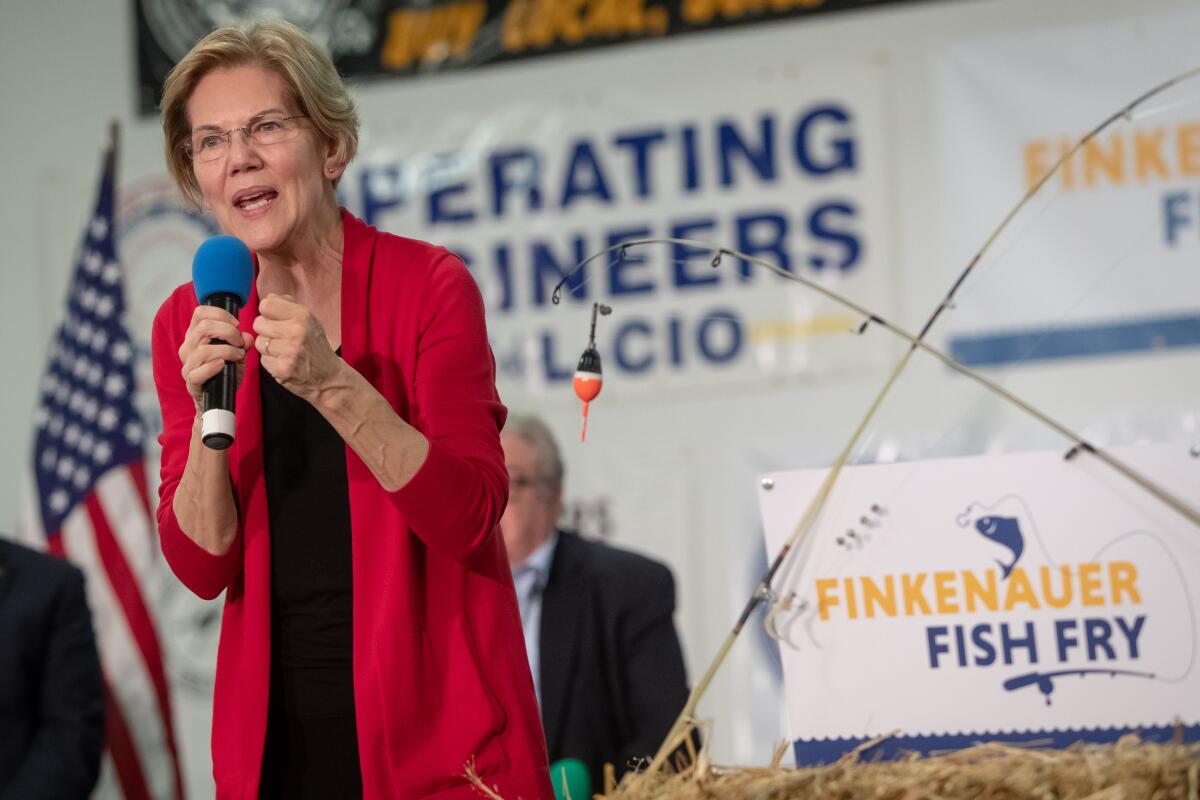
[255,200,345,345]
[256,201,343,302]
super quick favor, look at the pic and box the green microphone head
[549,758,591,800]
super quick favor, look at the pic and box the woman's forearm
[171,416,240,555]
[312,361,430,492]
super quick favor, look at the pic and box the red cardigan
[152,211,551,799]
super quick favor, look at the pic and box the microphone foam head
[192,235,253,305]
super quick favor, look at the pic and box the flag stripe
[104,680,153,800]
[86,495,168,709]
[127,459,153,520]
[96,468,156,584]
[85,493,182,767]
[93,752,120,797]
[89,471,186,800]
[62,510,174,798]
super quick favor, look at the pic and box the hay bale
[599,735,1200,800]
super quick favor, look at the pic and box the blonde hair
[160,19,359,207]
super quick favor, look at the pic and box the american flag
[16,138,184,798]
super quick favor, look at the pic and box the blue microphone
[192,236,253,450]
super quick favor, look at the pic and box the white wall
[3,0,1197,796]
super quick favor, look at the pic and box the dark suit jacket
[538,531,689,791]
[0,540,104,800]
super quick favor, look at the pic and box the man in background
[0,537,105,799]
[499,415,690,791]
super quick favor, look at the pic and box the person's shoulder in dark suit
[545,531,690,787]
[570,532,673,579]
[568,533,678,615]
[0,538,105,800]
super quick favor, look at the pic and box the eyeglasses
[509,474,554,494]
[185,114,308,163]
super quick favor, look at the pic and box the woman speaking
[151,20,551,800]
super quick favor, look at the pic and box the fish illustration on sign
[957,498,1036,580]
[974,515,1025,579]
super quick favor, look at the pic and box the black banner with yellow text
[135,0,935,114]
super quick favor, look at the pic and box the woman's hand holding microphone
[178,305,254,414]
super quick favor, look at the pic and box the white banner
[936,11,1200,367]
[339,60,894,399]
[758,444,1200,763]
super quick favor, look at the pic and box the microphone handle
[201,293,242,450]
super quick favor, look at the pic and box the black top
[259,359,362,798]
[260,359,355,713]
